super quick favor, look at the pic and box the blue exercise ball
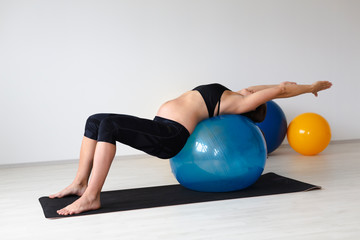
[170,115,267,192]
[256,101,287,154]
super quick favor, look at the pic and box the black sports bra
[193,84,230,117]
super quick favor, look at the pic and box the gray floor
[0,140,359,240]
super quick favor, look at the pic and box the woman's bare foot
[57,193,101,216]
[312,81,332,96]
[49,182,87,199]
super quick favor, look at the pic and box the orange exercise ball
[287,113,331,156]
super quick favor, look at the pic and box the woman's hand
[311,81,333,97]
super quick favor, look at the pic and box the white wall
[1,0,359,165]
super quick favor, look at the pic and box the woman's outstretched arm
[234,81,332,113]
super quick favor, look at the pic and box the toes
[49,194,59,199]
[57,206,77,216]
[57,208,68,216]
[49,193,57,198]
[49,191,65,199]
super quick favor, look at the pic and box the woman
[50,80,332,215]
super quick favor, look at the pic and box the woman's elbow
[276,85,286,97]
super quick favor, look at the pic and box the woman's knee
[84,114,110,140]
[97,117,117,144]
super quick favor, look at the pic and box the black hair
[241,103,267,123]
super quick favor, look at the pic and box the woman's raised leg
[56,141,116,215]
[49,136,97,198]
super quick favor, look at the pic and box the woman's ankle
[73,176,89,187]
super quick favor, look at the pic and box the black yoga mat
[39,172,321,219]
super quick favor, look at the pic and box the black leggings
[84,114,190,159]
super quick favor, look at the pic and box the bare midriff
[156,91,208,134]
[156,90,242,134]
